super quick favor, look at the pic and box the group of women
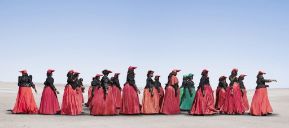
[12,67,277,116]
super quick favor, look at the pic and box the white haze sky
[0,0,288,89]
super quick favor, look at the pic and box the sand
[1,82,289,128]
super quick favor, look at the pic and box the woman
[221,68,245,115]
[61,70,82,115]
[239,74,249,111]
[154,75,164,108]
[111,73,122,111]
[12,70,38,114]
[142,70,160,114]
[190,69,216,115]
[250,71,277,116]
[161,69,181,115]
[120,66,141,115]
[85,77,95,107]
[87,74,102,108]
[73,73,84,113]
[180,73,195,111]
[179,75,188,109]
[90,69,116,115]
[77,78,85,106]
[215,76,228,110]
[39,69,60,114]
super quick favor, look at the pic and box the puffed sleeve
[29,75,36,89]
[18,76,21,86]
[116,79,121,90]
[239,81,245,89]
[199,76,205,92]
[48,77,57,91]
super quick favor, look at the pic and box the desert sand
[1,82,289,128]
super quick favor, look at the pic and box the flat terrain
[1,82,288,128]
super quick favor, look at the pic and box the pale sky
[0,0,288,89]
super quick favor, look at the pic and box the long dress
[12,75,38,114]
[90,75,116,116]
[161,75,180,114]
[120,83,140,114]
[221,76,245,115]
[39,76,60,115]
[86,86,93,107]
[250,75,273,116]
[120,70,140,115]
[142,87,160,114]
[154,80,164,109]
[239,80,249,111]
[221,83,245,114]
[142,77,160,114]
[61,84,82,115]
[12,87,38,114]
[180,80,195,111]
[222,83,245,114]
[76,87,83,113]
[112,86,122,109]
[215,81,227,110]
[242,89,249,111]
[190,76,216,115]
[87,78,101,107]
[90,86,116,115]
[111,77,122,109]
[159,87,164,108]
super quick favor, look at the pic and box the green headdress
[183,74,188,79]
[187,73,194,78]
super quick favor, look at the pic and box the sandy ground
[1,82,289,128]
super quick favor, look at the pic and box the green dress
[180,80,196,111]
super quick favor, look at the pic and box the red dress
[90,86,116,115]
[221,83,245,114]
[159,87,164,108]
[12,86,38,114]
[242,89,249,111]
[141,87,160,114]
[86,86,93,107]
[190,85,216,115]
[112,86,122,109]
[215,87,226,110]
[76,87,83,112]
[250,87,273,116]
[39,86,60,114]
[120,83,140,114]
[161,76,180,114]
[61,85,82,115]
